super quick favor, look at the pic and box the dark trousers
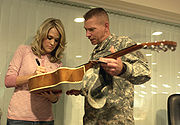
[7,119,54,125]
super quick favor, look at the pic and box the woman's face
[42,27,60,54]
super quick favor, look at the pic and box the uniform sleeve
[5,45,25,88]
[116,37,151,85]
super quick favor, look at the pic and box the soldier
[67,8,151,125]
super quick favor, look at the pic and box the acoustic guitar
[28,41,177,94]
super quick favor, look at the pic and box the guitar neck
[104,44,143,59]
[82,40,176,71]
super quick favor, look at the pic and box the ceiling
[49,0,180,27]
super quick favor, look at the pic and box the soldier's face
[84,16,107,45]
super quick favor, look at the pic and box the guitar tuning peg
[156,50,161,52]
[159,44,164,49]
[151,45,155,48]
[149,45,159,52]
[170,46,176,51]
[164,45,168,48]
[152,47,160,52]
[162,47,168,52]
[160,42,164,46]
[154,47,161,52]
[142,41,176,53]
[143,45,148,49]
[161,45,168,52]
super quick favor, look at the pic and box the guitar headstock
[102,40,177,59]
[140,41,177,52]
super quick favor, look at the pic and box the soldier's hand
[39,90,62,103]
[66,89,81,96]
[99,46,123,76]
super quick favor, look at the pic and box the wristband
[118,63,127,76]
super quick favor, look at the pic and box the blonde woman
[5,18,66,125]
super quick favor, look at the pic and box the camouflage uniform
[82,34,151,125]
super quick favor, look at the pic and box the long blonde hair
[31,18,66,63]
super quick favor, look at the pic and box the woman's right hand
[34,66,47,75]
[15,67,46,87]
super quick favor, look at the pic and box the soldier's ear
[105,23,109,29]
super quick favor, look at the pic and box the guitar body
[28,66,86,93]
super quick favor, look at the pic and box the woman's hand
[35,67,62,103]
[39,90,62,103]
[34,66,47,75]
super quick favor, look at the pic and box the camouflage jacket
[82,34,151,125]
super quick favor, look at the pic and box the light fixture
[162,92,168,94]
[151,91,157,94]
[74,18,84,23]
[134,91,138,94]
[141,91,147,95]
[146,54,152,57]
[139,94,145,98]
[150,84,158,88]
[76,55,82,58]
[162,84,171,88]
[152,32,162,35]
[140,85,146,88]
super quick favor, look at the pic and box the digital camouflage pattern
[82,34,151,125]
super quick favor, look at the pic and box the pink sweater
[5,45,61,121]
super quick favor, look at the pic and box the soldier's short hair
[83,8,109,22]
